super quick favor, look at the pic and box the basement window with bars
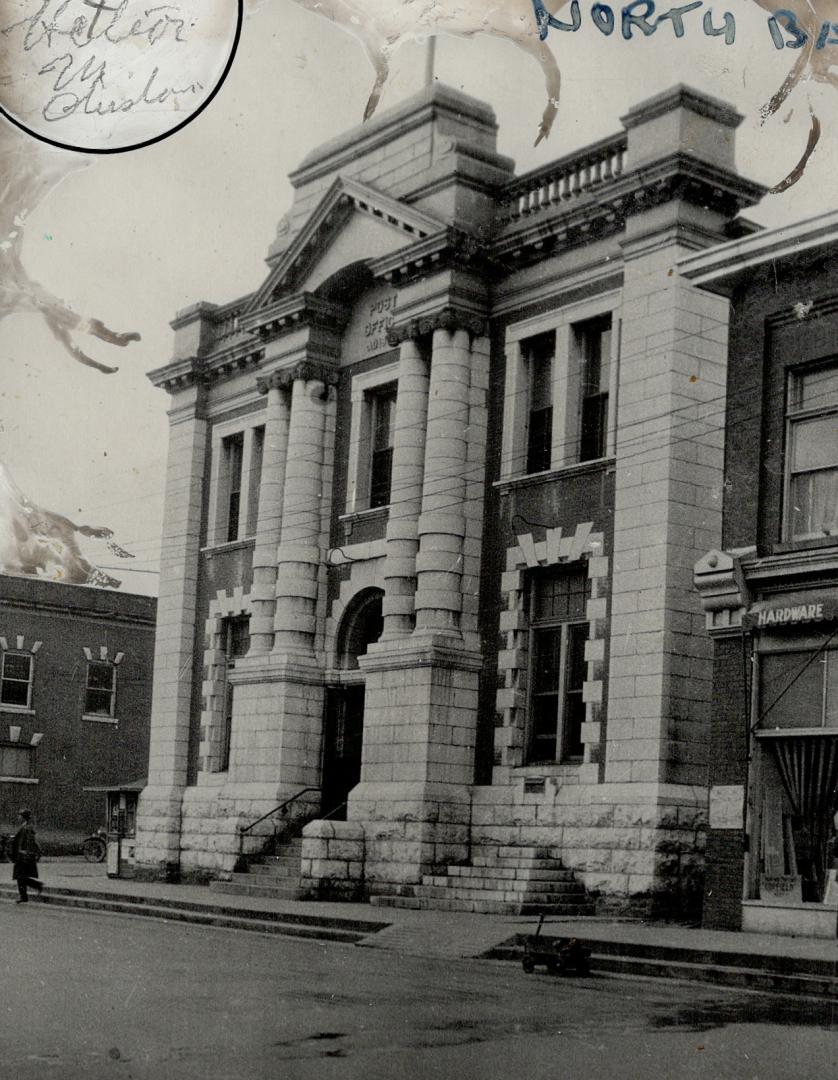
[527,566,590,763]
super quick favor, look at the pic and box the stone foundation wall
[471,780,707,917]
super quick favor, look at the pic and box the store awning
[743,591,838,630]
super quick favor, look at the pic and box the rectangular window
[220,615,250,772]
[758,649,838,730]
[528,568,590,763]
[786,363,838,541]
[223,432,245,543]
[0,652,33,709]
[368,385,397,509]
[85,661,116,717]
[246,425,265,537]
[523,332,554,474]
[576,315,612,463]
[0,743,34,778]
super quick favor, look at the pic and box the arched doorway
[322,588,383,818]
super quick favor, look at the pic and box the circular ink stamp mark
[0,1,243,153]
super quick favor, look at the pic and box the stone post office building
[135,82,764,915]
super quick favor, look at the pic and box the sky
[1,0,836,596]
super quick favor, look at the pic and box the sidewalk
[4,859,838,995]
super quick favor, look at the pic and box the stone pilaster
[135,369,207,877]
[249,374,291,654]
[380,338,430,639]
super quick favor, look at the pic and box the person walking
[11,809,43,903]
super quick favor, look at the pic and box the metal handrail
[237,787,319,857]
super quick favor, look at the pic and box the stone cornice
[493,153,765,268]
[620,84,744,131]
[240,292,350,343]
[386,304,488,345]
[371,227,492,286]
[256,361,339,393]
[147,355,206,393]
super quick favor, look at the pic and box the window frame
[206,413,267,548]
[526,567,590,764]
[501,292,620,481]
[0,651,33,711]
[83,659,117,721]
[783,360,838,542]
[345,361,400,516]
[219,614,251,772]
[368,383,397,510]
[0,742,36,781]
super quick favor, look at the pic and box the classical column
[272,365,332,657]
[380,337,430,639]
[413,326,472,636]
[249,374,291,654]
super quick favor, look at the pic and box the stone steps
[211,837,305,900]
[372,847,597,916]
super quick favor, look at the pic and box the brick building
[136,82,764,915]
[685,212,838,937]
[0,574,155,850]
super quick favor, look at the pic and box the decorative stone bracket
[694,547,754,637]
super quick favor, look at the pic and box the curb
[0,884,389,944]
[485,935,838,999]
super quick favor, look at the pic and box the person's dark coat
[11,822,40,882]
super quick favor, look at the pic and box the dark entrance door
[321,685,365,820]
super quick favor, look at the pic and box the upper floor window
[223,432,244,542]
[85,661,116,719]
[785,363,838,541]
[209,420,265,546]
[501,296,618,481]
[528,567,589,763]
[1,652,33,709]
[524,332,555,475]
[577,315,612,463]
[369,384,397,509]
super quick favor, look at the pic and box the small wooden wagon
[521,914,592,975]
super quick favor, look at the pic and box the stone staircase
[210,837,305,901]
[371,846,596,916]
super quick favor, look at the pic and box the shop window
[0,743,34,779]
[576,315,612,463]
[785,363,838,541]
[84,661,117,718]
[523,332,555,474]
[0,652,33,709]
[368,385,397,509]
[528,567,589,762]
[220,615,250,772]
[758,649,838,730]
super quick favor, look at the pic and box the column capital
[386,306,487,347]
[257,361,339,394]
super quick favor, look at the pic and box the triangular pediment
[248,178,446,312]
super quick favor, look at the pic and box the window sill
[0,705,34,715]
[201,537,256,556]
[515,759,584,773]
[339,506,390,525]
[0,776,38,785]
[82,715,119,726]
[495,457,615,493]
[772,537,838,555]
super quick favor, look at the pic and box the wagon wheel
[82,837,107,863]
[546,957,561,974]
[576,956,591,976]
[522,956,535,974]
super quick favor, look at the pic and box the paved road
[2,899,836,1080]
